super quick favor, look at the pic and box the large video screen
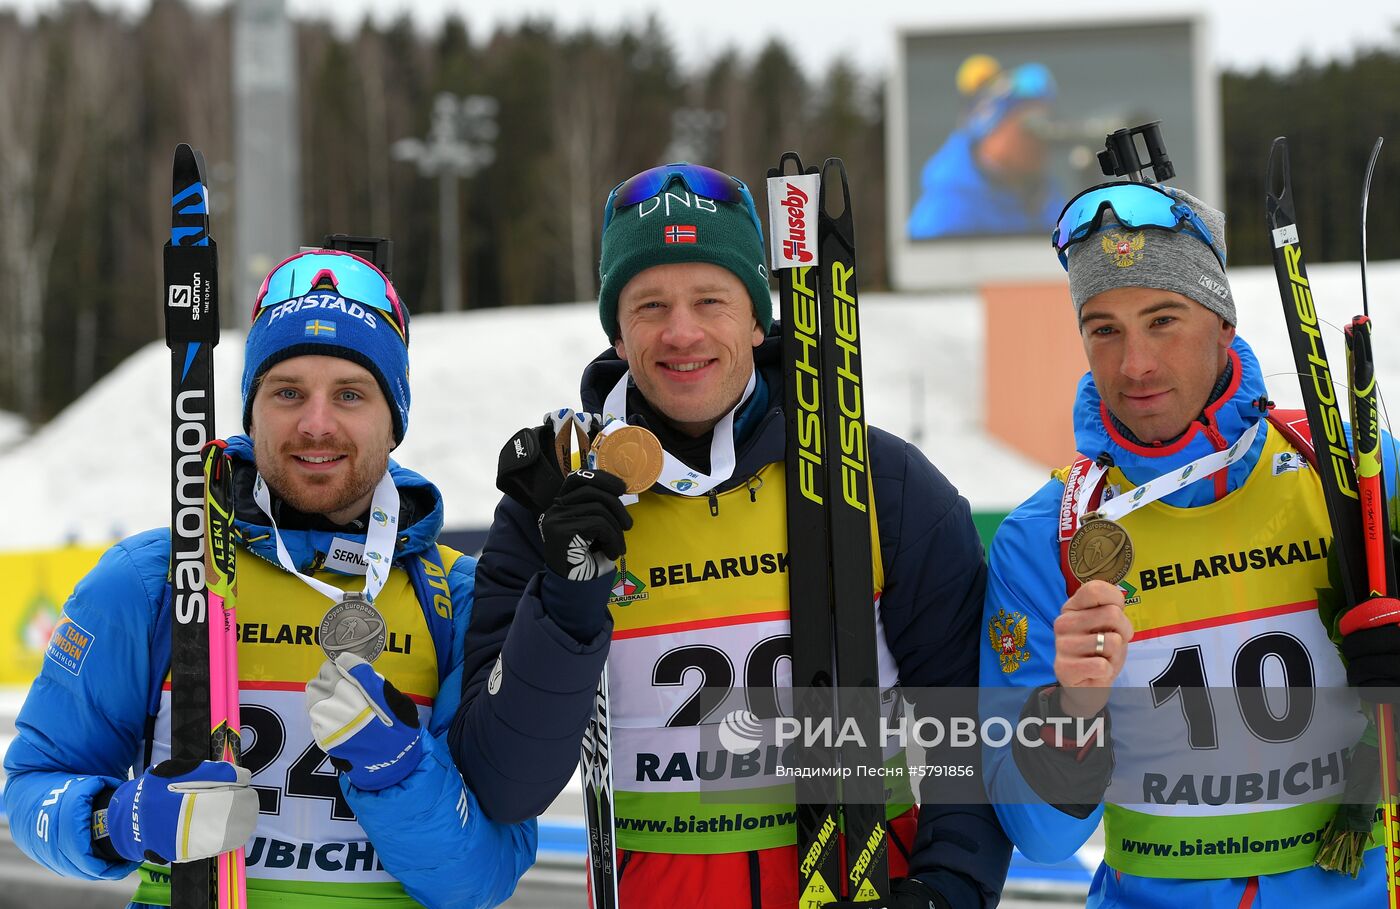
[889,17,1216,288]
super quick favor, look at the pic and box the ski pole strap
[252,470,400,605]
[600,369,755,497]
[1339,598,1400,636]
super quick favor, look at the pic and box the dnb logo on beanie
[598,173,772,341]
[241,250,412,444]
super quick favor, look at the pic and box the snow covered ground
[1,260,1398,551]
[0,411,26,456]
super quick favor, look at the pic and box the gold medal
[592,425,664,494]
[320,592,388,663]
[1068,513,1134,585]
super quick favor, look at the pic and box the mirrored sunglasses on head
[602,163,764,238]
[253,250,409,342]
[1051,181,1225,271]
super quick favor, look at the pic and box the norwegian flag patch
[664,225,698,244]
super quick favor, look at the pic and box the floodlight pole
[393,93,498,312]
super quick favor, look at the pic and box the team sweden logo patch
[1101,230,1145,268]
[609,567,648,605]
[46,616,96,677]
[987,608,1030,674]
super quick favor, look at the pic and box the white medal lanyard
[1077,419,1263,523]
[601,369,757,497]
[253,470,400,605]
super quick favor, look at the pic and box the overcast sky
[7,0,1399,75]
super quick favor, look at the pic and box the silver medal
[319,591,388,663]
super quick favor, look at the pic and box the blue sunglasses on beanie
[602,163,764,240]
[1052,181,1225,270]
[241,249,412,444]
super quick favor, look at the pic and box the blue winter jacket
[2,435,536,908]
[450,332,1013,908]
[981,336,1398,907]
[907,129,1063,240]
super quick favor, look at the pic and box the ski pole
[204,439,247,909]
[1341,137,1400,909]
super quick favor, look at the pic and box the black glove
[1342,622,1400,699]
[1338,531,1400,700]
[891,878,951,909]
[540,469,632,581]
[496,410,604,513]
[1010,685,1114,817]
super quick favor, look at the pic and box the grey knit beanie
[1067,186,1235,326]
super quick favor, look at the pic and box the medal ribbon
[253,470,400,605]
[600,369,757,497]
[1077,418,1263,523]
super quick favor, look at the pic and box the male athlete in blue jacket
[3,249,535,908]
[981,183,1400,907]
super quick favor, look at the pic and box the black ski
[580,671,619,909]
[815,158,889,906]
[774,152,844,908]
[1268,136,1400,892]
[1265,138,1368,608]
[774,153,889,906]
[164,142,220,909]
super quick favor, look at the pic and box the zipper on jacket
[1203,418,1227,450]
[1201,414,1230,500]
[708,491,719,517]
[746,474,764,503]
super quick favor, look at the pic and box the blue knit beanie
[240,250,411,444]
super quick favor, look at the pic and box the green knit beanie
[598,175,773,341]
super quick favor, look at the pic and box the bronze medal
[1068,514,1134,585]
[319,592,388,663]
[592,425,664,494]
[553,417,591,476]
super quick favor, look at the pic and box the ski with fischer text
[1268,136,1400,901]
[772,153,890,907]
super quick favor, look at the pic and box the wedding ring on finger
[1095,632,1106,657]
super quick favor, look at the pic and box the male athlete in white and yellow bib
[980,181,1400,908]
[451,164,1013,909]
[4,249,535,907]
